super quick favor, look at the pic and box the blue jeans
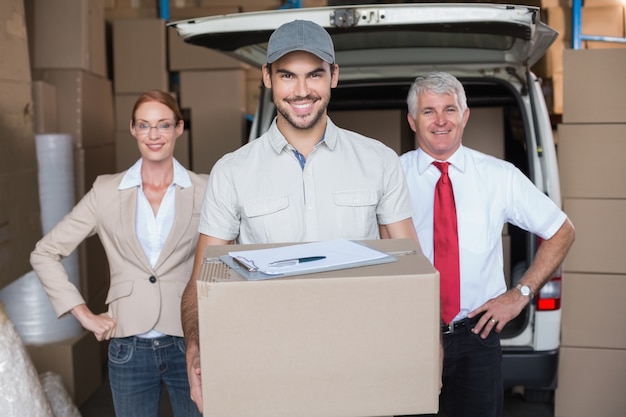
[438,326,503,417]
[108,335,202,417]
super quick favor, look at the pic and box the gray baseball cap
[266,20,335,64]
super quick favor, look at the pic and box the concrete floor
[79,371,553,417]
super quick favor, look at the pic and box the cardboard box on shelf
[114,93,137,132]
[543,0,626,6]
[74,143,116,199]
[549,70,563,115]
[73,143,115,306]
[178,69,247,174]
[168,6,240,20]
[0,80,41,291]
[555,346,626,417]
[31,69,115,150]
[462,107,505,159]
[563,48,626,124]
[245,68,263,116]
[29,0,107,78]
[197,239,440,417]
[561,272,626,349]
[112,19,168,94]
[31,81,58,134]
[558,124,626,199]
[26,330,103,407]
[0,0,30,83]
[534,5,625,79]
[328,109,414,155]
[562,198,626,275]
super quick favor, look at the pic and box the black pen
[268,256,326,267]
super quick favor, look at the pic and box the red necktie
[433,161,460,324]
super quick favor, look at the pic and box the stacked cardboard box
[23,0,114,405]
[534,0,626,114]
[168,26,249,174]
[0,0,41,291]
[555,48,626,417]
[110,18,189,171]
[105,0,327,21]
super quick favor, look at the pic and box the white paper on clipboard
[223,239,397,280]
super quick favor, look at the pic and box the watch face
[520,285,531,296]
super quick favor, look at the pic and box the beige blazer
[30,169,208,338]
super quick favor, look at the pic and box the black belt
[441,314,483,335]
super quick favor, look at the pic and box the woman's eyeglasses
[133,121,176,134]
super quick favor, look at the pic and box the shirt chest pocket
[241,195,291,242]
[332,189,378,239]
[243,195,289,218]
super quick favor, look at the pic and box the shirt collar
[416,145,466,174]
[267,116,335,154]
[119,158,191,190]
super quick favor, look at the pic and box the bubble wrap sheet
[0,303,54,417]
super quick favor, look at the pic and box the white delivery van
[170,3,564,403]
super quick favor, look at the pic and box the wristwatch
[515,283,534,298]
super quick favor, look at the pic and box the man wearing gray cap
[181,20,422,413]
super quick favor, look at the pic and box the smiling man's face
[407,90,470,160]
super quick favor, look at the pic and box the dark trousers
[436,325,503,417]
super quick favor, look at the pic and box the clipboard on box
[219,239,398,281]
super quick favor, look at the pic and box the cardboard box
[561,272,626,349]
[562,198,626,274]
[29,0,107,78]
[543,0,626,6]
[74,143,116,199]
[535,6,625,79]
[112,19,168,93]
[328,109,414,155]
[558,124,626,199]
[0,80,41,290]
[197,239,440,417]
[0,0,30,83]
[563,48,626,123]
[179,70,247,174]
[555,346,626,417]
[114,93,136,132]
[168,26,248,71]
[463,107,505,159]
[32,69,115,150]
[246,68,263,116]
[31,81,58,134]
[26,330,103,407]
[168,6,240,20]
[550,70,563,115]
[72,143,115,309]
[580,5,626,49]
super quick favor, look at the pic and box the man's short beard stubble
[276,96,328,130]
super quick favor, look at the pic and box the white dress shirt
[400,145,567,321]
[119,158,191,337]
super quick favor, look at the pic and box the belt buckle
[441,322,455,335]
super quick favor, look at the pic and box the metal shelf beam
[572,0,626,48]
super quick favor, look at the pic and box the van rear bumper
[502,348,558,390]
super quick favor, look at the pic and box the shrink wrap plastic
[40,372,82,417]
[0,302,54,417]
[0,134,82,344]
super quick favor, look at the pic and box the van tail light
[536,275,561,311]
[534,236,562,311]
